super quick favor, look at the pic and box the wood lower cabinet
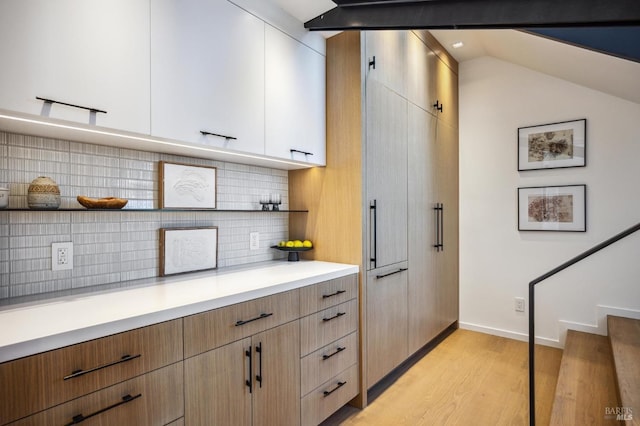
[0,319,183,425]
[184,321,300,426]
[9,363,184,426]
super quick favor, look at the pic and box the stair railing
[528,221,640,426]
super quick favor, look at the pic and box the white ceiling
[272,1,640,105]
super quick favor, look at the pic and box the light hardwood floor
[322,329,562,426]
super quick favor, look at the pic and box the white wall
[458,56,640,346]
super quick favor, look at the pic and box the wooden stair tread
[608,315,640,416]
[550,330,619,425]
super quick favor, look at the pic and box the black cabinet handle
[323,312,346,322]
[322,346,346,360]
[63,354,141,380]
[433,100,443,113]
[290,149,314,156]
[255,342,263,388]
[323,381,347,397]
[440,203,445,252]
[246,346,253,394]
[433,203,444,252]
[322,289,346,299]
[375,268,408,279]
[64,393,141,425]
[370,200,377,269]
[200,130,237,141]
[235,312,273,326]
[37,96,107,114]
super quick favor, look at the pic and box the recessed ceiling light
[452,41,464,49]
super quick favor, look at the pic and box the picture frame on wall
[160,227,218,276]
[518,185,586,232]
[518,119,586,171]
[159,161,217,209]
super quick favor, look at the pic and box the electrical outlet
[52,242,73,271]
[514,297,525,313]
[250,232,260,251]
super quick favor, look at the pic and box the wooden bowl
[77,196,128,209]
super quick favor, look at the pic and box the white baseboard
[461,304,640,349]
[459,321,562,348]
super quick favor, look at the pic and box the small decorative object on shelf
[272,239,313,261]
[0,187,9,209]
[260,194,270,211]
[270,193,282,211]
[77,196,128,209]
[27,176,60,210]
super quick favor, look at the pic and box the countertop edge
[0,261,359,363]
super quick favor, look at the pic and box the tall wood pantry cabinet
[289,29,459,407]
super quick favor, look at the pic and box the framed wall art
[518,185,586,232]
[159,161,217,209]
[160,227,218,276]
[518,119,586,171]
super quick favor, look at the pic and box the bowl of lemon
[271,239,313,261]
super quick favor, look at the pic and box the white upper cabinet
[150,0,265,155]
[0,0,151,134]
[265,25,326,166]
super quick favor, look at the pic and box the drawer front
[301,332,358,396]
[301,364,358,426]
[299,274,358,316]
[10,362,184,426]
[0,319,183,425]
[166,419,184,426]
[184,289,299,358]
[300,299,358,357]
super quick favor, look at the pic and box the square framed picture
[159,161,217,209]
[160,227,218,276]
[518,119,586,171]
[518,185,586,232]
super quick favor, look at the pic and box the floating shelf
[0,209,309,213]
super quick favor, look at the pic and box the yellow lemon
[293,240,304,248]
[285,241,295,248]
[302,240,313,248]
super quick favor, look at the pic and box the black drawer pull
[322,289,346,299]
[235,312,273,326]
[65,393,142,425]
[375,268,408,280]
[323,381,346,397]
[246,346,253,394]
[63,354,141,380]
[200,130,237,141]
[36,96,107,114]
[322,346,346,360]
[322,312,346,322]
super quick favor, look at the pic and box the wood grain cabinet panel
[301,332,358,397]
[9,362,184,426]
[300,300,358,357]
[299,274,357,317]
[183,289,299,358]
[0,319,183,425]
[301,364,359,426]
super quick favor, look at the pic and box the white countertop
[0,260,359,363]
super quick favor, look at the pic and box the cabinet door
[366,265,408,388]
[184,338,252,426]
[150,0,265,154]
[434,57,459,129]
[364,31,407,98]
[366,79,408,270]
[0,0,150,134]
[265,25,326,165]
[407,32,437,113]
[252,321,300,426]
[407,104,440,355]
[434,120,459,332]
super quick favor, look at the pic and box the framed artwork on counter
[160,227,218,276]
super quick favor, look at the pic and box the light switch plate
[250,232,259,251]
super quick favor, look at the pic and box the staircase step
[550,330,619,425]
[608,315,640,420]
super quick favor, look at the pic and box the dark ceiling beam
[306,0,640,31]
[332,0,436,6]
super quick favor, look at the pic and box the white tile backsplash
[0,131,289,300]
